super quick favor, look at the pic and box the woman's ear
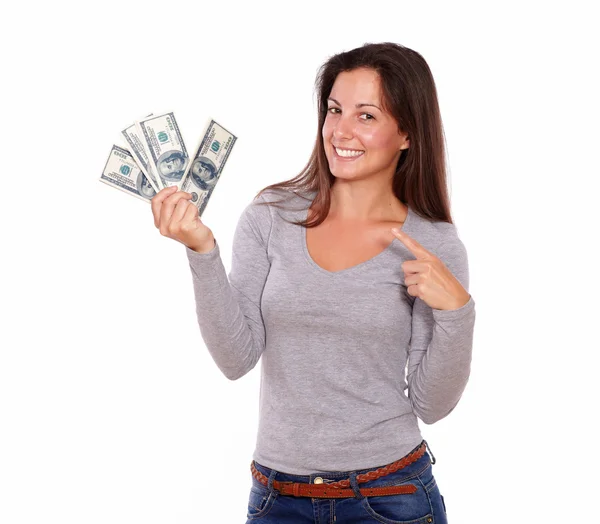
[398,128,410,150]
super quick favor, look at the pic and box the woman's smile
[333,146,365,160]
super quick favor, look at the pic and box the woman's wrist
[189,237,216,254]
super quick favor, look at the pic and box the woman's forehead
[330,69,382,102]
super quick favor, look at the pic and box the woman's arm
[185,194,272,380]
[405,233,476,424]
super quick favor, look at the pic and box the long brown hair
[255,42,454,227]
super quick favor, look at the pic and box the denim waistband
[253,439,435,486]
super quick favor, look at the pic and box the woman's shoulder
[405,207,463,253]
[254,187,314,205]
[248,188,314,219]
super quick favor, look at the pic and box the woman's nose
[333,116,353,140]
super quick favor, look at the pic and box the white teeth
[335,147,364,158]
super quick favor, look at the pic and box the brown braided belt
[250,441,426,498]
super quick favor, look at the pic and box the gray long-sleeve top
[185,189,476,475]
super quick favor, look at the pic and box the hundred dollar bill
[99,144,157,203]
[137,111,189,190]
[180,119,237,217]
[121,117,161,193]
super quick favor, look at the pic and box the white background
[1,0,598,522]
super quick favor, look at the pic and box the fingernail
[391,228,400,234]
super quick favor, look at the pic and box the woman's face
[322,67,409,182]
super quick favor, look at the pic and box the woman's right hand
[151,186,215,253]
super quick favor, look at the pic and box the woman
[151,42,476,523]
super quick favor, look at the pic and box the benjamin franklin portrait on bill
[156,150,188,182]
[190,156,219,191]
[137,172,157,199]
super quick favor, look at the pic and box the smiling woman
[254,42,454,229]
[323,68,410,186]
[163,41,476,524]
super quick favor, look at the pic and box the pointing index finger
[391,227,431,259]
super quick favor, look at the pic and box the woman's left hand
[391,227,471,311]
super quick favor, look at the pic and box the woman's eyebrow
[327,97,381,111]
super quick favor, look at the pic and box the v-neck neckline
[300,194,413,277]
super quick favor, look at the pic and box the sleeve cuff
[185,238,220,263]
[431,294,475,321]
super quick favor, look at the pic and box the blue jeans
[246,441,448,523]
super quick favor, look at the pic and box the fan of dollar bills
[100,111,237,217]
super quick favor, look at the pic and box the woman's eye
[326,107,373,120]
